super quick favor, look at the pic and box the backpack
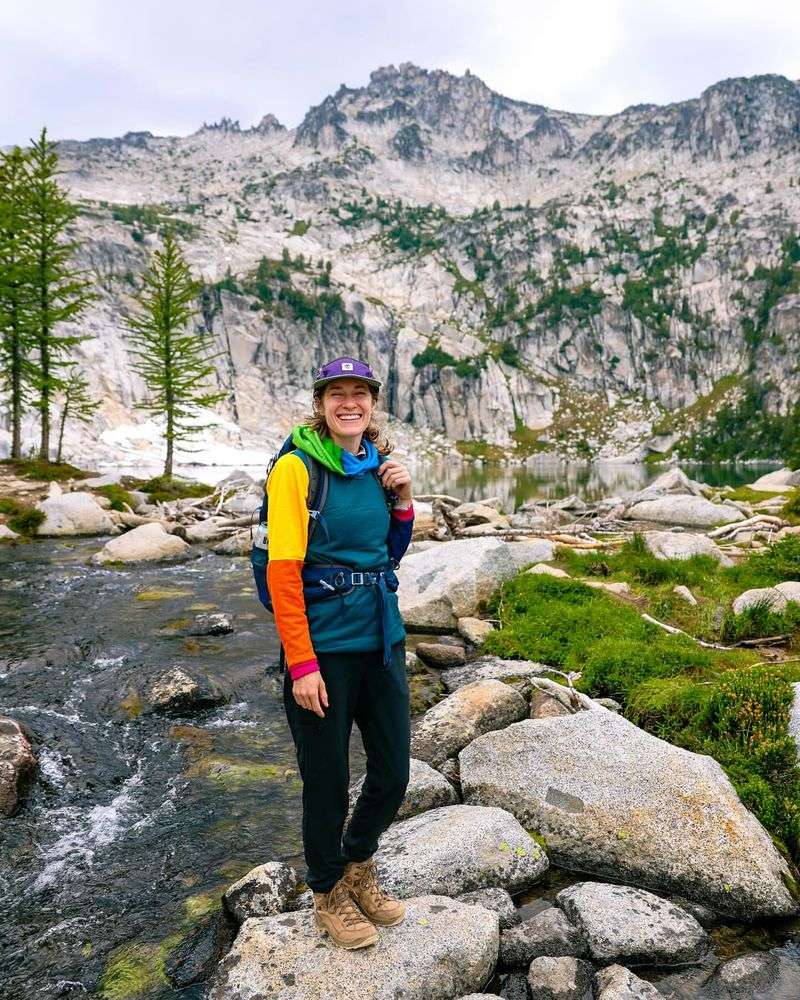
[250,435,330,613]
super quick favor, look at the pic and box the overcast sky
[2,0,799,147]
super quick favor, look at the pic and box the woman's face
[318,378,375,442]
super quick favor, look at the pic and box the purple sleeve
[387,503,414,566]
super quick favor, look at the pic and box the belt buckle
[351,571,364,585]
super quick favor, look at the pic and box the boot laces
[351,860,392,905]
[329,881,368,927]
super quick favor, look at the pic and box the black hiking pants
[282,640,411,893]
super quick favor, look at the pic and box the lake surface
[0,458,789,997]
[110,457,783,509]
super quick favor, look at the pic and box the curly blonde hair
[306,385,394,455]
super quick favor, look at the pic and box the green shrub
[94,484,135,512]
[720,598,800,642]
[579,636,711,699]
[0,458,92,481]
[0,497,46,536]
[412,346,458,369]
[484,574,653,668]
[133,475,213,503]
[758,535,800,582]
[561,533,719,588]
[703,664,793,748]
[782,493,800,522]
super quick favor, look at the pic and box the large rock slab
[643,530,732,566]
[747,467,800,491]
[441,656,550,696]
[348,757,458,823]
[91,522,191,564]
[411,679,528,767]
[555,881,709,966]
[209,894,499,1000]
[459,711,799,919]
[0,717,37,816]
[623,496,744,528]
[397,537,520,629]
[35,491,116,536]
[374,804,549,898]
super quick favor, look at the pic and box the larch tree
[54,363,101,465]
[23,126,96,462]
[0,146,37,459]
[126,228,225,478]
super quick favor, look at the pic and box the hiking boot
[313,879,379,949]
[341,857,406,927]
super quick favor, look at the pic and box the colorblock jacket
[266,428,414,681]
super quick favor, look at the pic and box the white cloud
[1,0,799,144]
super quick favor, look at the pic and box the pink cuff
[391,502,414,521]
[288,658,320,681]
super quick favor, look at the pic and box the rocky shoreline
[3,461,800,997]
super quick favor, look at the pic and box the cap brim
[313,375,382,390]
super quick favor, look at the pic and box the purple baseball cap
[312,356,382,391]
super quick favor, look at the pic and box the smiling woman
[264,356,415,951]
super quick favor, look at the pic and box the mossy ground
[125,474,214,504]
[94,483,136,511]
[0,496,45,536]
[484,533,800,856]
[0,457,95,481]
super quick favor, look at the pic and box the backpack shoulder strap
[291,450,329,544]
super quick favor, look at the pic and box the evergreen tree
[126,228,225,477]
[23,127,96,462]
[54,363,101,465]
[0,146,37,459]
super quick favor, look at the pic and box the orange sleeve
[266,453,319,680]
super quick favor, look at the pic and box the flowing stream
[2,459,797,998]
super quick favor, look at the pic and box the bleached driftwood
[708,514,785,539]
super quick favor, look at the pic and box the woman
[266,356,415,950]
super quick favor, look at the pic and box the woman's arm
[266,453,319,680]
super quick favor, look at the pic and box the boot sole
[314,913,378,949]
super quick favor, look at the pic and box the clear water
[0,458,791,997]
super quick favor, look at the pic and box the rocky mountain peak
[195,116,241,134]
[252,113,285,135]
[691,73,800,157]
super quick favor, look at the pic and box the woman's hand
[378,460,412,503]
[293,671,329,717]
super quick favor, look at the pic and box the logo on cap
[341,362,353,371]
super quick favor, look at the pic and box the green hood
[291,426,347,475]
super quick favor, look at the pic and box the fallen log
[708,514,785,539]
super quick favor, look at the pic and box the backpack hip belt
[302,563,399,669]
